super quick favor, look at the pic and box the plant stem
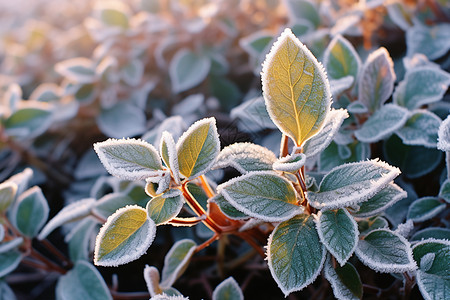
[199,175,215,198]
[29,248,67,274]
[169,216,205,226]
[237,231,265,258]
[280,134,289,158]
[41,239,72,268]
[195,233,220,253]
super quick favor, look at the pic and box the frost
[160,239,197,289]
[394,219,414,238]
[420,253,435,272]
[0,237,24,254]
[273,153,306,173]
[38,198,96,240]
[146,171,171,196]
[214,142,276,174]
[212,277,243,300]
[396,110,441,148]
[160,132,180,184]
[437,115,450,152]
[407,197,446,222]
[323,256,361,300]
[144,265,162,296]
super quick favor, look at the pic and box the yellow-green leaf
[94,205,156,267]
[261,28,331,146]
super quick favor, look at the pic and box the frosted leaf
[212,277,243,300]
[211,194,248,220]
[151,294,189,300]
[93,193,137,219]
[214,142,276,174]
[347,101,368,114]
[394,219,414,239]
[403,54,440,71]
[303,109,349,158]
[142,116,187,147]
[146,193,184,225]
[358,48,395,112]
[386,2,412,31]
[0,250,22,278]
[437,115,450,152]
[94,138,162,181]
[352,183,407,218]
[308,159,400,210]
[439,179,450,203]
[0,181,17,213]
[330,76,354,96]
[355,229,417,273]
[267,214,326,296]
[284,0,320,28]
[316,209,358,266]
[55,57,96,84]
[396,110,441,148]
[160,239,196,289]
[420,253,435,272]
[273,153,306,173]
[97,102,146,138]
[406,23,450,60]
[355,104,409,143]
[0,226,3,243]
[6,168,33,196]
[238,218,265,232]
[324,35,361,81]
[66,218,98,262]
[358,216,389,236]
[323,256,362,300]
[38,198,96,240]
[172,94,204,117]
[230,96,277,132]
[0,237,24,254]
[144,265,162,296]
[0,281,16,300]
[146,171,171,196]
[121,59,144,87]
[74,149,107,180]
[94,205,156,267]
[217,171,302,222]
[407,197,446,222]
[411,227,450,242]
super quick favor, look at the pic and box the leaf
[4,106,53,139]
[160,132,180,184]
[214,142,277,174]
[209,75,242,111]
[56,261,112,300]
[160,239,197,289]
[396,110,442,148]
[411,227,450,242]
[211,194,248,220]
[38,198,96,240]
[176,118,220,180]
[303,109,349,158]
[358,48,396,112]
[358,216,389,236]
[0,237,24,254]
[230,96,277,132]
[93,193,140,219]
[0,226,3,243]
[99,7,129,29]
[94,205,156,267]
[412,239,450,300]
[169,48,211,93]
[439,179,450,203]
[267,214,326,296]
[386,2,413,31]
[323,256,362,300]
[261,28,331,146]
[121,59,143,86]
[97,102,146,138]
[212,277,243,300]
[330,76,354,96]
[407,197,446,222]
[324,35,361,81]
[393,67,450,110]
[317,209,358,266]
[66,218,98,262]
[0,280,16,300]
[0,250,21,278]
[406,23,450,60]
[3,83,21,112]
[284,0,320,28]
[218,171,302,222]
[10,186,49,238]
[355,229,417,273]
[319,141,370,172]
[308,159,400,210]
[55,58,96,84]
[438,115,450,152]
[354,104,409,143]
[384,135,442,179]
[0,181,17,213]
[346,101,368,114]
[239,31,274,58]
[74,83,96,104]
[94,138,162,181]
[143,265,162,296]
[146,192,184,225]
[273,152,306,173]
[352,183,407,218]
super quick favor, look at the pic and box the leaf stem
[199,175,215,198]
[29,248,67,274]
[237,231,265,258]
[280,134,289,158]
[195,233,220,253]
[40,239,73,268]
[169,216,205,226]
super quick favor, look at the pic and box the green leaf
[324,35,361,81]
[211,194,248,220]
[121,59,143,86]
[94,205,156,266]
[230,96,277,132]
[384,135,442,179]
[411,228,450,242]
[317,209,358,266]
[55,58,96,84]
[93,193,139,219]
[358,48,395,112]
[160,239,197,289]
[352,183,406,218]
[358,216,389,236]
[438,115,450,152]
[285,0,320,28]
[66,218,98,262]
[215,142,277,174]
[347,101,368,114]
[323,256,362,300]
[308,160,400,210]
[56,261,112,300]
[0,280,16,300]
[94,138,162,181]
[303,109,348,158]
[0,250,21,278]
[355,104,409,143]
[406,23,450,60]
[212,277,243,300]
[209,75,242,111]
[0,181,17,213]
[160,131,180,184]
[261,28,331,146]
[10,186,49,238]
[439,179,450,203]
[4,106,53,139]
[146,192,184,225]
[319,141,370,172]
[0,237,23,254]
[407,197,446,222]
[413,239,450,300]
[97,102,146,138]
[177,118,220,180]
[267,214,326,296]
[74,83,96,104]
[355,229,416,273]
[169,49,211,93]
[218,171,302,222]
[393,66,450,110]
[38,198,95,240]
[396,110,442,148]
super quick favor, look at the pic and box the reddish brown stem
[237,232,265,258]
[280,134,289,158]
[169,217,205,226]
[195,233,220,253]
[41,239,73,268]
[29,248,67,274]
[199,175,215,198]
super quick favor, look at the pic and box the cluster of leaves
[1,0,450,299]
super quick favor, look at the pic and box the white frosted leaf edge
[273,153,306,173]
[0,237,24,254]
[212,277,244,300]
[160,131,180,184]
[143,265,162,297]
[437,115,450,152]
[160,239,197,289]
